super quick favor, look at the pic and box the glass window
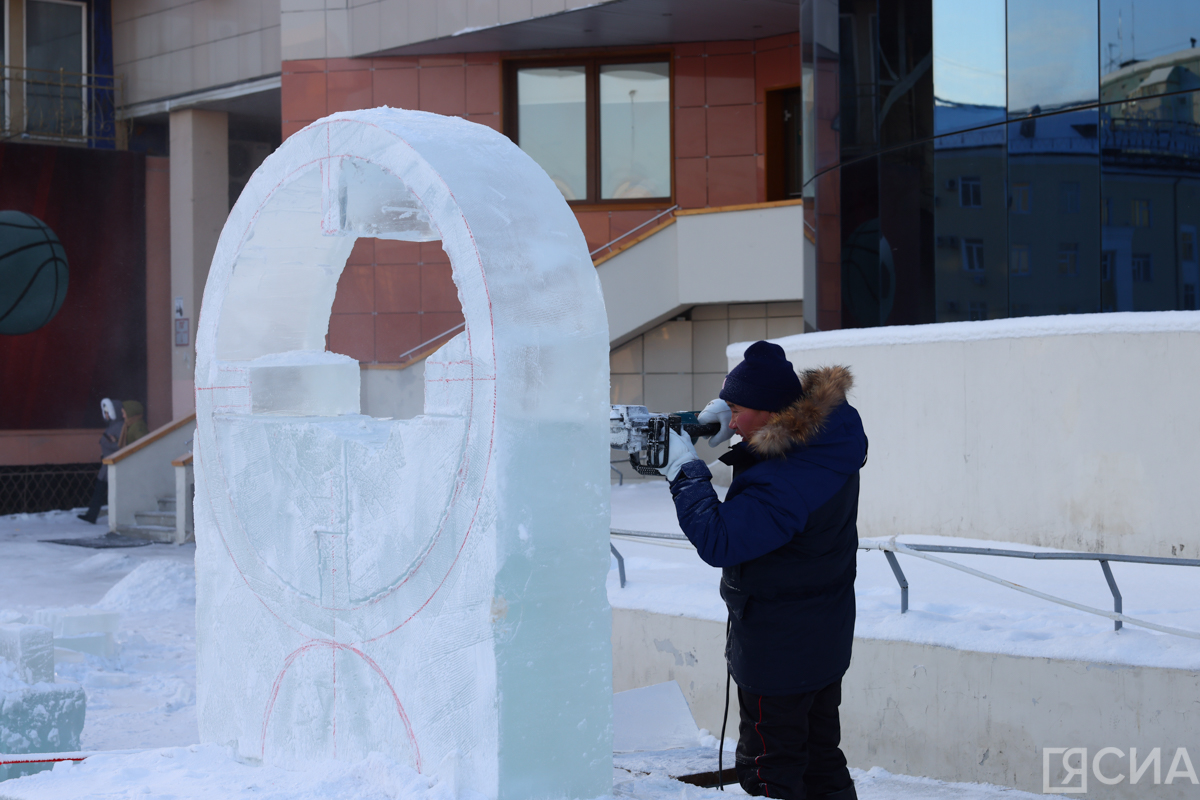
[960,177,982,207]
[1061,182,1081,213]
[1012,183,1031,213]
[1011,245,1031,275]
[511,59,670,204]
[1007,0,1098,115]
[1132,198,1152,227]
[1133,254,1153,281]
[1058,243,1080,275]
[968,300,988,320]
[1101,0,1200,102]
[25,0,87,137]
[933,0,1007,135]
[516,67,587,201]
[1183,228,1198,263]
[599,63,670,200]
[962,239,985,271]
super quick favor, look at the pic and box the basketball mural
[0,210,69,336]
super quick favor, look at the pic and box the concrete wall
[613,607,1200,799]
[0,430,104,466]
[107,420,196,534]
[598,203,805,344]
[114,0,282,106]
[750,317,1200,559]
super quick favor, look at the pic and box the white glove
[697,398,734,446]
[663,429,701,482]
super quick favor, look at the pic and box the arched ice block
[192,109,612,800]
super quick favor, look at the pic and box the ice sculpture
[193,109,612,799]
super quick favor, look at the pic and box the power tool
[610,405,720,476]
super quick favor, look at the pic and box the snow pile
[729,309,1200,356]
[0,745,475,800]
[1,744,1045,800]
[97,559,196,613]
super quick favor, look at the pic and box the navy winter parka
[669,366,867,696]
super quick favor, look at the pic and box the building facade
[803,0,1200,330]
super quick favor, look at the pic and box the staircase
[120,495,177,543]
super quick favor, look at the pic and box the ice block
[193,109,611,800]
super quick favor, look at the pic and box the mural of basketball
[0,210,69,336]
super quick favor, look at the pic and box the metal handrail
[861,539,1200,640]
[589,205,679,258]
[607,529,1200,636]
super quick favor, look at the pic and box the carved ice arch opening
[192,109,613,800]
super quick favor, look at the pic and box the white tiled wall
[610,301,804,479]
[114,0,281,105]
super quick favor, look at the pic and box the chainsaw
[610,405,720,476]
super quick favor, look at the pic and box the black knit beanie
[719,341,803,413]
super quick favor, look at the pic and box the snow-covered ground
[609,480,1200,670]
[0,502,1097,798]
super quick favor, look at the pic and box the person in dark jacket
[118,400,149,447]
[79,398,124,524]
[660,340,867,800]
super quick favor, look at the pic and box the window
[25,0,88,137]
[509,58,671,204]
[1012,183,1031,214]
[960,177,982,208]
[1182,227,1197,263]
[1132,254,1153,282]
[1101,250,1115,281]
[1060,182,1080,214]
[1132,198,1152,228]
[968,301,988,321]
[961,238,984,272]
[1010,245,1031,275]
[1057,243,1079,275]
[1102,197,1112,226]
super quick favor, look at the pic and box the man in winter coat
[79,398,125,524]
[659,340,867,800]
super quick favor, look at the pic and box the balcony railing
[1,65,126,148]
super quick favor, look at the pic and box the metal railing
[589,205,679,260]
[607,528,1200,639]
[861,538,1200,640]
[1,64,126,147]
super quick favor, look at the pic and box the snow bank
[728,309,1200,356]
[0,745,470,800]
[97,560,195,613]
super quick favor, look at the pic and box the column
[169,109,228,418]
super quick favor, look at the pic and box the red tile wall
[282,34,798,363]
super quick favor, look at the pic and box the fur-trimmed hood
[748,365,854,458]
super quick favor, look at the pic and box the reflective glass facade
[801,0,1200,329]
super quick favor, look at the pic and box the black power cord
[718,617,732,790]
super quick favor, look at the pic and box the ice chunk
[246,350,360,416]
[0,624,53,684]
[193,109,611,800]
[0,661,86,781]
[33,609,119,658]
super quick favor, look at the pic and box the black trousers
[735,678,853,800]
[81,479,108,523]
